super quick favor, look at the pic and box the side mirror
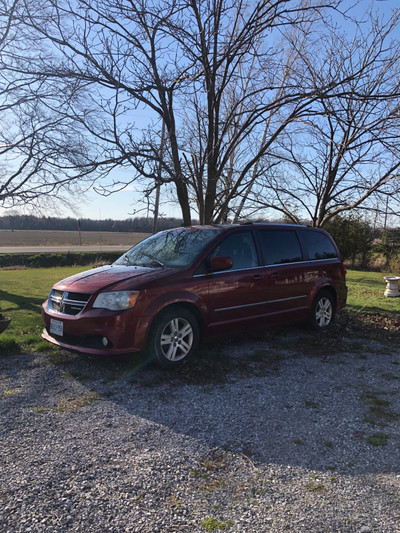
[209,255,233,272]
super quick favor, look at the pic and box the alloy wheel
[160,317,194,362]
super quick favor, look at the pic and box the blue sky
[78,175,183,220]
[79,188,144,221]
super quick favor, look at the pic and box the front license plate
[50,319,63,336]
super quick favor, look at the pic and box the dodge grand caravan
[42,223,347,367]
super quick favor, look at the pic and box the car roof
[165,222,321,233]
[196,222,312,231]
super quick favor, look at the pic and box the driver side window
[211,231,258,271]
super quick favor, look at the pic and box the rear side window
[298,230,337,260]
[259,230,302,265]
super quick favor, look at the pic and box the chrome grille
[49,290,91,316]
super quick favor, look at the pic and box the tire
[147,307,200,368]
[309,291,336,329]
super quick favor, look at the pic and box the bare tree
[18,0,348,224]
[0,0,102,211]
[9,0,398,225]
[176,2,330,224]
[249,9,400,226]
[0,0,17,48]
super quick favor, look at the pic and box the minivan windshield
[114,227,221,269]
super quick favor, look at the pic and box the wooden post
[77,219,82,245]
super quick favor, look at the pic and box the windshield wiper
[139,252,165,268]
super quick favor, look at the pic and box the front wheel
[309,291,336,329]
[147,307,199,368]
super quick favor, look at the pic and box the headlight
[92,291,139,311]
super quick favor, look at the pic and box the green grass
[305,481,327,493]
[365,433,389,446]
[0,266,87,354]
[344,269,400,343]
[0,266,400,357]
[361,391,399,425]
[200,517,234,531]
[346,269,400,315]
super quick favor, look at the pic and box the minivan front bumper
[41,301,150,355]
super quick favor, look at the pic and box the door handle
[253,274,265,281]
[269,271,280,279]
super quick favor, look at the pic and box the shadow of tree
[0,289,44,314]
[14,330,397,477]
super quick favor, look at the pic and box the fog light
[102,337,109,347]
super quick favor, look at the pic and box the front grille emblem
[50,290,90,315]
[60,292,68,313]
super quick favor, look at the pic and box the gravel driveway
[1,326,399,532]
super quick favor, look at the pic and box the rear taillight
[341,262,347,278]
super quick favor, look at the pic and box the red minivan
[42,223,347,367]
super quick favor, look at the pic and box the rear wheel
[147,307,199,368]
[309,291,336,329]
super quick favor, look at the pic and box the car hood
[53,265,169,293]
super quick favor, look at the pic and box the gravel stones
[1,336,399,532]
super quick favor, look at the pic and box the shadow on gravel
[3,317,397,479]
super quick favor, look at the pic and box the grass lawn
[346,269,400,315]
[0,266,87,354]
[0,266,399,355]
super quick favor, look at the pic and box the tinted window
[259,230,302,265]
[298,230,337,260]
[210,231,258,270]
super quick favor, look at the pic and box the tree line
[2,213,400,272]
[1,1,399,226]
[0,215,184,233]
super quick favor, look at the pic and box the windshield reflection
[114,228,221,269]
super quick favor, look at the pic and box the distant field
[0,230,150,247]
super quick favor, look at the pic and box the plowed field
[0,230,149,247]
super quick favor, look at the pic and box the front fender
[141,288,209,321]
